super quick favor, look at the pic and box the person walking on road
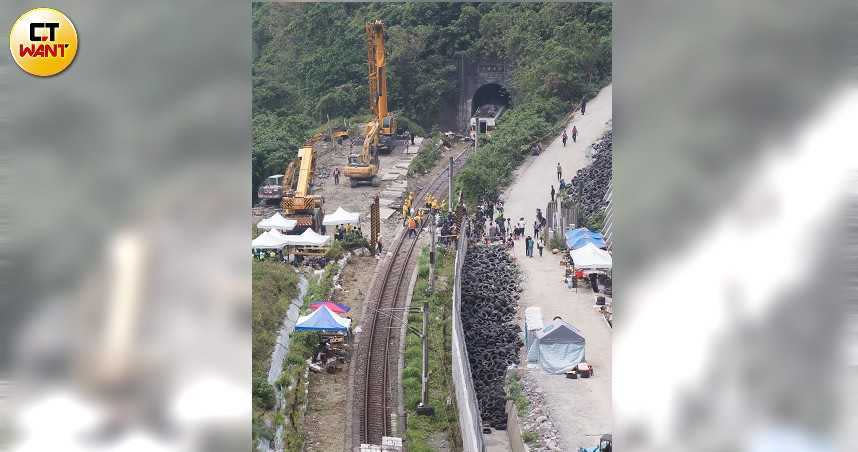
[572,125,578,143]
[525,235,533,257]
[581,97,587,115]
[333,167,340,185]
[562,130,568,147]
[537,237,545,257]
[410,130,415,145]
[556,162,562,181]
[551,185,556,203]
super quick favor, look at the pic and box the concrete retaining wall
[451,220,485,452]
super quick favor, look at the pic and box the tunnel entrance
[471,83,510,115]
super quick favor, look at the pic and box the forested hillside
[252,2,611,200]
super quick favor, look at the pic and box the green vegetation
[522,431,539,445]
[506,372,541,447]
[253,261,299,384]
[456,3,612,205]
[324,240,345,260]
[504,371,529,417]
[305,261,337,304]
[407,133,442,177]
[252,3,611,200]
[403,246,461,451]
[252,261,300,444]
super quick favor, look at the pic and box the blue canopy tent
[294,305,351,332]
[565,227,606,250]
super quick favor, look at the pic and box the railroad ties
[353,146,472,447]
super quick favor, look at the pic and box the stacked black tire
[569,130,612,220]
[461,244,522,429]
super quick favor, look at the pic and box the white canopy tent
[251,230,288,249]
[257,212,297,232]
[569,242,612,269]
[281,228,331,247]
[322,207,361,226]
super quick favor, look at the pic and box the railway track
[353,145,472,447]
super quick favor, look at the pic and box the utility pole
[428,211,436,292]
[448,156,454,213]
[416,298,432,416]
[417,210,436,416]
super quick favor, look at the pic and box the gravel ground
[518,372,565,452]
[302,255,377,452]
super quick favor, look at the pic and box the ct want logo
[9,8,78,77]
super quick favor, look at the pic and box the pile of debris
[461,244,523,429]
[567,130,612,222]
[518,373,565,451]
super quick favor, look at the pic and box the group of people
[561,125,578,147]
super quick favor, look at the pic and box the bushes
[407,133,442,177]
[252,261,299,386]
[325,240,345,260]
[254,377,276,411]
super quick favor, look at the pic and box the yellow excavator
[344,20,396,188]
[281,141,324,231]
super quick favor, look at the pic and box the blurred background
[2,1,251,450]
[2,1,858,451]
[614,1,858,451]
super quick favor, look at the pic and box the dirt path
[501,85,613,451]
[302,255,376,452]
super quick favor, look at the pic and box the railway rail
[352,145,472,447]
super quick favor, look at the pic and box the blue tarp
[565,227,606,250]
[295,305,350,332]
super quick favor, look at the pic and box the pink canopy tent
[309,301,351,314]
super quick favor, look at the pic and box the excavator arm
[366,20,395,138]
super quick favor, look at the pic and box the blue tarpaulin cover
[295,305,351,332]
[565,227,606,250]
[527,319,586,374]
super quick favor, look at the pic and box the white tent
[251,230,288,249]
[282,228,331,247]
[569,242,612,269]
[524,307,544,360]
[257,212,297,232]
[322,207,360,226]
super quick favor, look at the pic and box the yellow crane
[281,140,324,231]
[345,20,396,187]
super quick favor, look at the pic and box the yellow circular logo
[9,8,78,77]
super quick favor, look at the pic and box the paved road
[501,85,613,451]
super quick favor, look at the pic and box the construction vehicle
[366,20,396,153]
[344,20,395,188]
[281,142,324,231]
[256,174,284,204]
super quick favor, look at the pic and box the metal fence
[451,219,485,452]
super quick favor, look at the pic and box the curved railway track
[353,146,471,447]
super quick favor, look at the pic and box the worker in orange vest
[407,217,417,238]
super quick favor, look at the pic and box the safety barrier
[451,219,486,452]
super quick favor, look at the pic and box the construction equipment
[366,20,396,152]
[345,20,395,188]
[256,174,284,204]
[281,142,324,231]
